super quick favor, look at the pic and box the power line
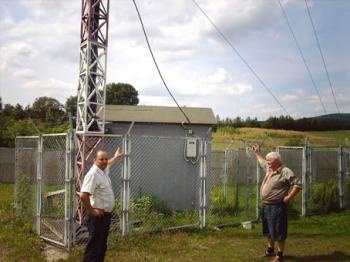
[304,0,340,113]
[131,0,192,124]
[190,0,290,116]
[277,0,327,114]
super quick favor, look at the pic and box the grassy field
[0,184,44,262]
[2,183,350,261]
[212,127,350,150]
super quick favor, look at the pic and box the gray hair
[266,151,281,161]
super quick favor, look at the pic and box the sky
[0,0,349,120]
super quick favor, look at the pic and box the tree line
[0,83,139,147]
[218,115,350,131]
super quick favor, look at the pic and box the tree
[65,95,77,118]
[0,119,38,147]
[105,83,139,105]
[31,96,66,125]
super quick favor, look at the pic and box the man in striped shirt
[253,144,301,262]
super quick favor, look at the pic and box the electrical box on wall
[186,138,197,158]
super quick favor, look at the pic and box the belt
[263,202,285,206]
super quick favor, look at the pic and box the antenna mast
[75,0,110,235]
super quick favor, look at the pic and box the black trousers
[83,213,112,262]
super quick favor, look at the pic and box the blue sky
[0,0,349,120]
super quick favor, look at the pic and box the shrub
[211,188,237,215]
[134,194,171,216]
[285,137,304,146]
[310,181,340,213]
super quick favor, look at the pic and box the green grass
[0,184,44,262]
[63,210,350,262]
[2,183,350,261]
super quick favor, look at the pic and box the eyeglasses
[98,158,108,161]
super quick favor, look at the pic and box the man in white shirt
[80,147,123,262]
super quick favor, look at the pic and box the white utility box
[186,138,197,158]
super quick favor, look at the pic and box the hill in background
[218,113,350,132]
[312,113,350,124]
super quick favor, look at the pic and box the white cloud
[0,42,36,70]
[23,78,73,90]
[139,95,173,106]
[1,0,349,119]
[13,68,35,79]
[281,94,300,102]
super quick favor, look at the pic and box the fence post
[301,146,307,216]
[199,139,207,228]
[338,146,345,209]
[347,146,350,209]
[65,131,74,250]
[245,149,250,211]
[256,159,261,220]
[234,151,239,212]
[36,135,43,235]
[14,138,19,212]
[307,141,312,200]
[121,134,131,236]
[223,150,228,201]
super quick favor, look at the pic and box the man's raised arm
[108,147,123,166]
[252,144,265,164]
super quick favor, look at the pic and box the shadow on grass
[287,251,350,261]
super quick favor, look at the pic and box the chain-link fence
[73,134,124,244]
[344,147,350,209]
[277,146,303,215]
[15,134,350,250]
[15,136,39,231]
[127,135,202,233]
[207,143,262,227]
[40,134,72,247]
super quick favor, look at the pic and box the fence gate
[277,146,304,215]
[40,134,73,249]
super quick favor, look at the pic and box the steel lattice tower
[75,0,110,238]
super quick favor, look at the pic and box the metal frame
[256,159,261,220]
[76,0,110,133]
[65,132,74,249]
[37,135,43,235]
[75,0,110,245]
[277,146,308,216]
[121,135,131,236]
[199,139,207,228]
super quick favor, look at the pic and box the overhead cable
[277,0,327,114]
[304,0,340,113]
[190,0,290,116]
[131,0,192,124]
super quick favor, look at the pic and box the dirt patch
[42,243,69,262]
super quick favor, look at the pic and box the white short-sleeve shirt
[80,164,115,212]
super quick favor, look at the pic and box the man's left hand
[114,147,123,158]
[283,196,290,205]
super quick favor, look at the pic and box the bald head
[94,149,108,160]
[94,150,108,170]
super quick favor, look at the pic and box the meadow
[212,127,350,150]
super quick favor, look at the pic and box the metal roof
[104,105,217,125]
